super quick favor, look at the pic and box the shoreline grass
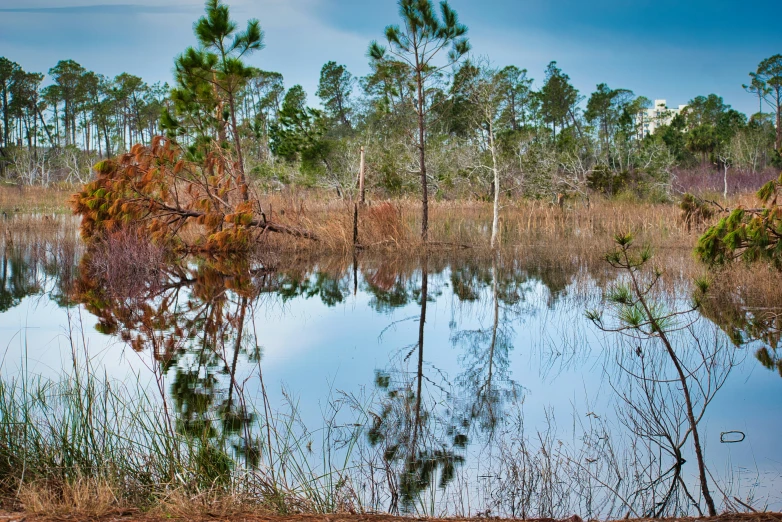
[235,184,763,254]
[0,184,756,256]
[0,317,366,518]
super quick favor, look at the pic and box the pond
[1,216,780,518]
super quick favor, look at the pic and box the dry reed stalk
[1,184,762,255]
[18,477,123,518]
[0,185,71,214]
[149,488,273,519]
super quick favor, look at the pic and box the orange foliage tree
[71,136,317,252]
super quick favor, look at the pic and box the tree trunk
[776,104,781,151]
[416,65,428,242]
[411,256,428,455]
[36,106,53,146]
[489,121,500,249]
[53,104,60,147]
[227,91,249,202]
[97,124,103,158]
[2,84,8,147]
[103,123,112,158]
[84,112,90,155]
[723,163,729,199]
[359,146,366,204]
[63,100,69,147]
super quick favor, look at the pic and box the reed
[254,193,723,255]
[0,184,756,256]
[0,184,71,215]
[0,318,364,516]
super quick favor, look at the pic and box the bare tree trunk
[84,112,90,155]
[1,84,8,147]
[776,104,781,151]
[359,146,366,204]
[63,101,69,147]
[417,84,428,241]
[36,106,53,146]
[415,47,428,242]
[489,120,500,249]
[411,256,428,454]
[53,104,60,147]
[103,123,112,158]
[353,202,359,248]
[723,163,729,199]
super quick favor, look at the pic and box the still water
[1,217,781,517]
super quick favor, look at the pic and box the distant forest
[0,3,780,202]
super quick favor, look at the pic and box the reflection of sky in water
[1,258,781,513]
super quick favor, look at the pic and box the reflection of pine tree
[75,249,273,482]
[368,262,465,514]
[0,245,42,312]
[368,366,465,514]
[278,270,349,307]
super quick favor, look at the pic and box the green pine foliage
[696,172,782,267]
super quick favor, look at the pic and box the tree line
[1,0,781,213]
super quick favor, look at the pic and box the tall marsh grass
[0,316,364,517]
[0,183,755,255]
[256,194,717,254]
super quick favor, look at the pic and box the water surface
[1,218,780,517]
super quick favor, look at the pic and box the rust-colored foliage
[71,136,316,253]
[73,240,265,364]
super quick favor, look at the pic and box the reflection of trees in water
[74,244,389,485]
[4,227,773,515]
[0,243,42,312]
[0,222,78,311]
[73,244,382,483]
[450,253,525,437]
[365,256,467,514]
[279,271,349,307]
[701,267,782,377]
[363,253,559,513]
[606,325,737,517]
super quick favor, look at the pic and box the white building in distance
[638,99,687,138]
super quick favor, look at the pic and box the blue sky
[0,0,780,115]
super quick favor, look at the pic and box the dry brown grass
[147,488,273,520]
[0,185,71,214]
[18,477,123,518]
[251,193,700,254]
[0,184,757,255]
[708,262,782,303]
[1,510,779,522]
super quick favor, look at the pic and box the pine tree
[0,58,21,147]
[316,61,355,128]
[752,55,782,151]
[48,59,86,147]
[540,61,578,138]
[496,65,532,131]
[171,0,264,201]
[369,0,470,241]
